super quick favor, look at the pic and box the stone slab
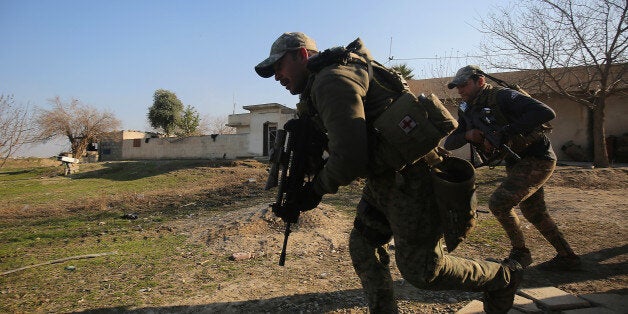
[579,293,627,313]
[518,287,590,310]
[456,299,528,314]
[512,294,542,313]
[561,307,619,314]
[456,300,484,314]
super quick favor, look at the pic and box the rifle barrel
[278,222,292,266]
[500,143,521,161]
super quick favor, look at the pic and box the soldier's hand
[483,138,495,152]
[465,129,485,144]
[296,182,322,212]
[285,182,322,214]
[273,206,300,224]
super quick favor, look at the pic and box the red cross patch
[398,115,416,134]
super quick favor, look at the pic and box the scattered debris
[229,252,254,261]
[1,252,118,276]
[122,213,138,220]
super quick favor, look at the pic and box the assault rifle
[459,102,521,168]
[265,117,326,266]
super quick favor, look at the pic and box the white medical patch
[398,115,417,134]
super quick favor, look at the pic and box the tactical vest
[301,38,457,173]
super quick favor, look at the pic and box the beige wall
[99,130,147,161]
[119,133,251,160]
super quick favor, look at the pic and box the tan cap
[255,32,317,78]
[447,65,483,89]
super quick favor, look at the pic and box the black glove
[274,182,323,223]
[273,204,300,224]
[296,182,323,211]
[288,182,323,212]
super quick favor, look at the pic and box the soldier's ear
[297,47,309,62]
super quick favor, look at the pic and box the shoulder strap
[486,86,510,127]
[476,69,530,97]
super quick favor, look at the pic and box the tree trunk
[592,100,609,168]
[70,137,89,161]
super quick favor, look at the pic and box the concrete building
[99,103,296,161]
[227,103,297,157]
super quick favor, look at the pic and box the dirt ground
[121,164,627,314]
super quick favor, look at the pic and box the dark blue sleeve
[444,110,470,150]
[497,89,555,134]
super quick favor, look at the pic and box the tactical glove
[273,205,300,224]
[275,182,323,223]
[288,182,323,212]
[295,182,323,212]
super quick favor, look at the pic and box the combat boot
[507,247,532,269]
[483,260,524,314]
[537,254,581,271]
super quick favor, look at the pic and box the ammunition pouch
[430,156,477,252]
[371,93,458,173]
[508,128,548,154]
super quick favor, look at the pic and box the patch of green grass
[474,166,506,185]
[0,228,192,312]
[466,217,507,247]
[0,160,228,208]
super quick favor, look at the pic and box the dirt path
[129,166,627,313]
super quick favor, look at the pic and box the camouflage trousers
[351,161,513,313]
[489,157,575,255]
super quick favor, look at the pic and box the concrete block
[518,287,590,311]
[455,299,528,314]
[456,300,484,314]
[579,293,628,313]
[513,294,542,313]
[561,307,619,314]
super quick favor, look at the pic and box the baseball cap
[255,32,318,78]
[447,65,483,89]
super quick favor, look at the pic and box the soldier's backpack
[307,39,475,251]
[308,38,458,172]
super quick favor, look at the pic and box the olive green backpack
[308,38,458,172]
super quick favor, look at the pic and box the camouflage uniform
[352,162,514,312]
[299,42,516,313]
[256,35,520,313]
[444,81,578,267]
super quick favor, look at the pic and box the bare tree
[479,0,627,167]
[34,97,121,160]
[199,114,236,135]
[0,95,31,168]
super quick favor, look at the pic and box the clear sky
[1,0,504,157]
